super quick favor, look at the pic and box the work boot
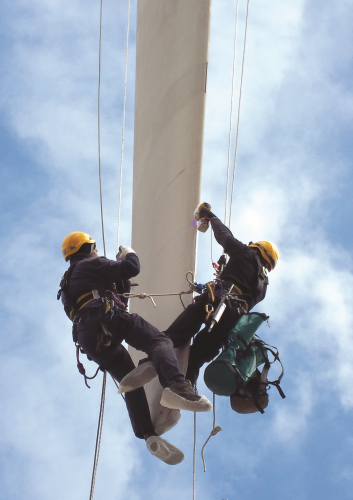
[160,382,212,412]
[118,360,157,393]
[145,436,185,465]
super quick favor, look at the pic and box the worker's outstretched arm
[198,206,247,256]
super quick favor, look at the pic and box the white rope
[116,0,131,253]
[228,0,251,228]
[193,382,197,500]
[97,0,106,257]
[120,289,192,308]
[224,0,240,225]
[201,392,222,472]
[89,2,106,498]
[193,411,196,500]
[89,371,107,500]
[110,373,125,401]
[123,290,192,299]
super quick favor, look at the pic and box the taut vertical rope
[193,411,197,500]
[228,0,251,228]
[224,0,240,225]
[116,0,131,252]
[97,0,106,257]
[89,1,107,499]
[89,371,107,500]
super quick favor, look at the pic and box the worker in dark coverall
[59,232,212,465]
[164,204,279,386]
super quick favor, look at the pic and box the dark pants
[77,306,184,439]
[165,292,242,385]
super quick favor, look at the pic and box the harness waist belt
[219,281,243,295]
[218,282,251,312]
[69,292,98,320]
[75,292,97,310]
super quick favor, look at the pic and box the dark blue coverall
[61,252,185,439]
[165,217,267,385]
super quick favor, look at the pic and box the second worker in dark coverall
[59,232,212,465]
[164,205,279,386]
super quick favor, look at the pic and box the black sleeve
[61,290,73,319]
[120,254,141,279]
[117,279,130,306]
[90,254,141,282]
[210,218,248,256]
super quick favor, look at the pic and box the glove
[194,202,215,220]
[116,245,136,261]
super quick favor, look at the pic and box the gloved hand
[194,202,215,220]
[116,245,136,261]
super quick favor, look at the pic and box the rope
[193,411,197,500]
[200,1,251,473]
[110,373,125,401]
[116,0,131,252]
[228,0,251,228]
[210,223,214,264]
[179,294,186,310]
[224,0,240,225]
[97,0,106,257]
[76,345,100,388]
[89,2,107,498]
[201,392,222,472]
[124,290,192,298]
[192,382,197,500]
[120,290,193,308]
[89,371,107,500]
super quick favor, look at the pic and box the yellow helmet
[62,232,96,261]
[249,241,279,271]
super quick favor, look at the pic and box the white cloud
[2,0,353,497]
[270,373,314,443]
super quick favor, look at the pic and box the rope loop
[210,425,222,437]
[76,345,100,389]
[201,424,223,473]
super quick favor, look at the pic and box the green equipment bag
[204,313,285,414]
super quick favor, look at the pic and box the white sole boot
[160,387,212,412]
[118,361,157,393]
[146,436,184,465]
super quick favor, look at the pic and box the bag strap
[57,260,80,300]
[255,340,286,399]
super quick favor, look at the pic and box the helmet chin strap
[71,243,96,260]
[89,243,96,257]
[250,247,270,271]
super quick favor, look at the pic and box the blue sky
[1,0,353,499]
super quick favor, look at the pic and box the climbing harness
[208,285,249,332]
[57,267,126,323]
[187,264,251,333]
[76,344,101,389]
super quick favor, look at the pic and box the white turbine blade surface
[129,0,211,431]
[130,0,211,332]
